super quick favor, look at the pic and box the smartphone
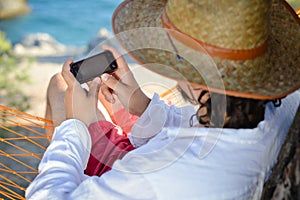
[70,50,118,84]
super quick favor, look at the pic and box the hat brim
[112,0,300,100]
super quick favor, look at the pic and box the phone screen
[71,51,117,84]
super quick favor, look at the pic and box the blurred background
[0,0,123,46]
[287,0,300,10]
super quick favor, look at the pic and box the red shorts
[84,108,138,176]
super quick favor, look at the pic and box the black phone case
[70,51,117,84]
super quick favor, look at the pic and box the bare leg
[45,73,68,135]
[45,73,106,135]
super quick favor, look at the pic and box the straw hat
[112,0,300,100]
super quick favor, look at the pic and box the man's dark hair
[195,90,269,128]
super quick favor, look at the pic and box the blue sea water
[0,0,123,47]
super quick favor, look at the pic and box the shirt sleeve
[25,119,92,199]
[25,119,156,200]
[129,93,197,148]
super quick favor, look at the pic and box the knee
[48,73,67,92]
[47,73,67,99]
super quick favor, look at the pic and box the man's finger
[101,73,121,91]
[100,84,115,103]
[86,80,92,88]
[102,45,139,87]
[102,45,130,75]
[61,58,76,88]
[88,77,101,101]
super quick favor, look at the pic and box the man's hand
[61,59,101,127]
[100,45,150,116]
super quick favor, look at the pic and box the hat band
[161,9,268,60]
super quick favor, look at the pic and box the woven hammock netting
[0,105,53,200]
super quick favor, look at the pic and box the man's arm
[25,119,91,199]
[129,93,196,147]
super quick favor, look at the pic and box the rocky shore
[0,0,30,19]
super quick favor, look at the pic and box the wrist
[131,95,151,116]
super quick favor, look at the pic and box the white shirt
[26,92,300,200]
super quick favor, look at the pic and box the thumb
[101,73,121,91]
[88,77,101,101]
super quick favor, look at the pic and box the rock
[12,28,112,60]
[13,33,66,57]
[86,28,111,53]
[0,0,30,19]
[13,33,85,57]
[86,28,136,63]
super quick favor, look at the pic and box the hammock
[0,105,53,200]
